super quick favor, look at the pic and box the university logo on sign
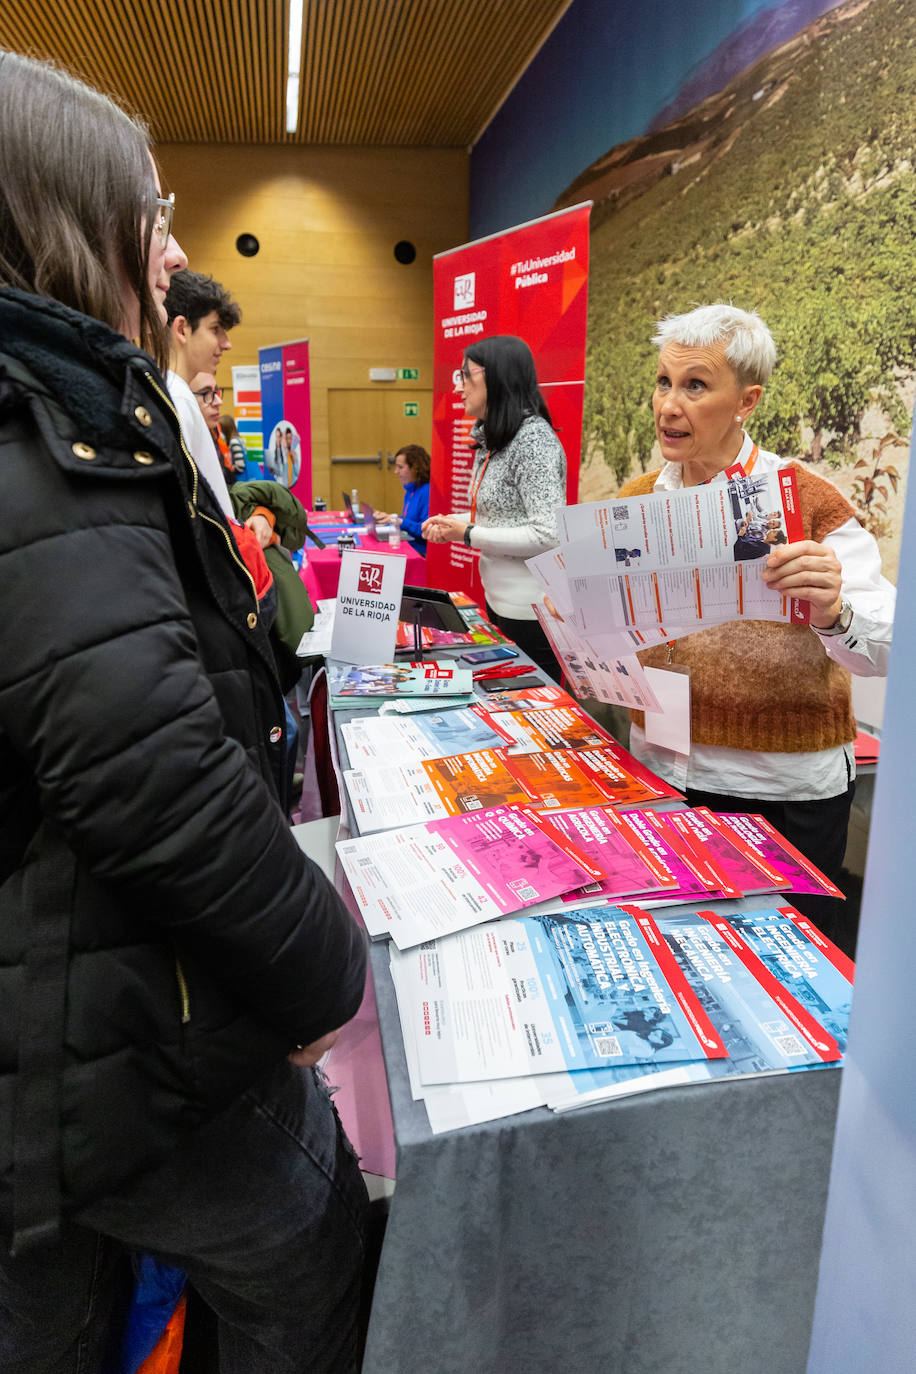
[453,272,475,310]
[358,563,385,594]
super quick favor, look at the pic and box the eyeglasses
[192,385,222,405]
[153,192,175,245]
[459,363,485,383]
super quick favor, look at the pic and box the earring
[735,414,743,423]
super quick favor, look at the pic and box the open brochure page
[527,550,685,661]
[475,683,577,711]
[528,603,664,710]
[336,805,605,950]
[580,739,683,802]
[549,466,809,636]
[719,906,854,1050]
[545,806,679,904]
[379,695,475,714]
[564,747,681,810]
[340,704,506,765]
[540,906,844,1112]
[660,808,790,894]
[395,908,727,1086]
[344,749,533,834]
[344,762,452,833]
[327,659,474,703]
[502,748,645,811]
[387,949,547,1131]
[613,809,742,906]
[716,814,845,899]
[481,705,612,753]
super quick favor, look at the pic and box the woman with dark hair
[424,335,566,677]
[374,442,431,552]
[0,51,366,1370]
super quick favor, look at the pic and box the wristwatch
[816,598,854,637]
[463,523,475,547]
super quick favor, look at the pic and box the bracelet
[463,523,475,547]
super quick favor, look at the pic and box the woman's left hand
[761,540,843,628]
[423,514,468,544]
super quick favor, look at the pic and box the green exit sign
[397,367,419,380]
[404,402,419,417]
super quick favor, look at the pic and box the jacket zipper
[174,955,191,1024]
[142,371,258,606]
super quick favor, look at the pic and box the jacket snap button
[72,441,96,460]
[133,451,155,465]
[269,726,283,744]
[134,405,153,427]
[247,612,258,629]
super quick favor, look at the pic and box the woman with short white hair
[619,303,895,947]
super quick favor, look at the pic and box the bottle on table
[314,496,327,511]
[389,515,402,549]
[351,487,363,523]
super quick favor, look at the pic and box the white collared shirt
[166,371,234,522]
[628,433,896,800]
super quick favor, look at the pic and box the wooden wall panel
[156,142,468,493]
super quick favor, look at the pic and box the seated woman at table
[423,335,566,680]
[373,443,431,553]
[619,303,895,947]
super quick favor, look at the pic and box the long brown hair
[0,51,168,368]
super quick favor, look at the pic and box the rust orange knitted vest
[618,464,857,753]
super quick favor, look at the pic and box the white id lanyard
[643,663,691,790]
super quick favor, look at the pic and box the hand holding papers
[530,463,810,647]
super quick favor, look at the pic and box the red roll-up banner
[429,202,591,600]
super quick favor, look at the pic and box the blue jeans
[0,1062,368,1373]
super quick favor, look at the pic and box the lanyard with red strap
[468,451,491,520]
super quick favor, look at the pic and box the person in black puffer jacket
[0,52,367,1373]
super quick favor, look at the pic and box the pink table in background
[301,533,426,602]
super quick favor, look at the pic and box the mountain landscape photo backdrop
[560,0,914,579]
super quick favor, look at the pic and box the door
[328,389,432,515]
[380,390,432,514]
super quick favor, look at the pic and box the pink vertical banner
[260,337,312,507]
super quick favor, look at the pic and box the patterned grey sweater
[466,414,566,619]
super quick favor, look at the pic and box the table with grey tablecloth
[328,650,842,1374]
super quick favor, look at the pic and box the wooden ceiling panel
[0,0,570,146]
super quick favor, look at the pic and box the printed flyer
[552,465,810,636]
[344,748,532,834]
[541,906,843,1112]
[393,907,726,1085]
[336,804,604,949]
[340,704,505,765]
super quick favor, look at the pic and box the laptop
[341,491,377,536]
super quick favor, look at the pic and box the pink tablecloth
[302,535,426,602]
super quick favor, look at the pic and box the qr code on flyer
[612,505,629,520]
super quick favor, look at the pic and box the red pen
[472,662,532,680]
